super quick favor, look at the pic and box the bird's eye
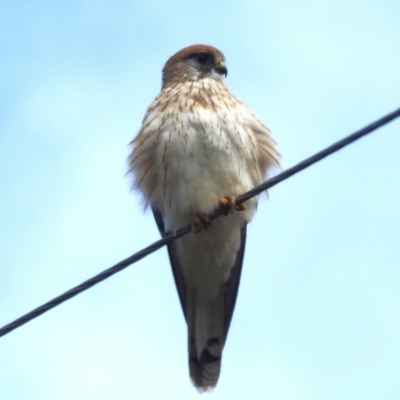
[194,53,212,64]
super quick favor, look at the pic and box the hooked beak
[215,61,228,77]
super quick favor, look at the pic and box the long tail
[187,290,225,392]
[152,209,247,391]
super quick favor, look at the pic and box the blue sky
[1,1,400,399]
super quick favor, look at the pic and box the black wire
[1,107,399,338]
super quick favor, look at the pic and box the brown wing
[223,225,247,341]
[153,207,247,339]
[152,208,188,320]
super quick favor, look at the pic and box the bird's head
[162,44,227,89]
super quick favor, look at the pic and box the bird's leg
[191,213,212,233]
[219,196,247,216]
[191,196,247,232]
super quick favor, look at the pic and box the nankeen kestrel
[128,44,279,391]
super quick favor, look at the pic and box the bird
[128,44,279,391]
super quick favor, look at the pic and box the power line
[1,107,399,338]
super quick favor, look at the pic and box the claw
[218,196,246,216]
[191,213,212,233]
[235,202,246,211]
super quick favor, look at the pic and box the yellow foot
[218,196,246,216]
[191,213,212,233]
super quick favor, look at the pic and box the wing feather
[223,225,247,340]
[152,208,188,319]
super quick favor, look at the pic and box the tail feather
[153,209,248,391]
[189,347,221,391]
[187,290,225,391]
